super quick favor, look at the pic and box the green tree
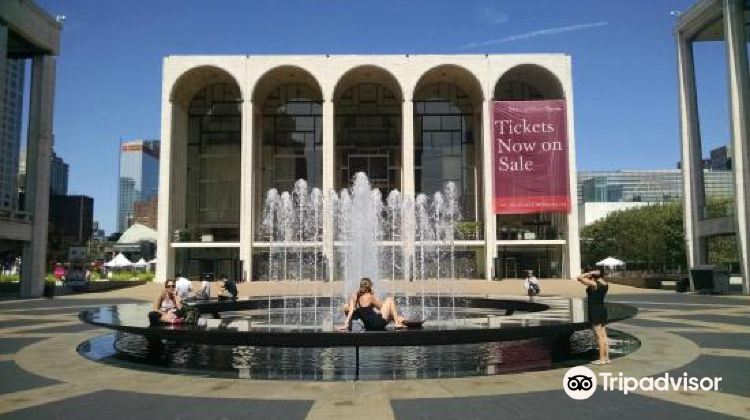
[580,203,687,272]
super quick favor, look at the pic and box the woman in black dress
[339,278,405,331]
[576,269,610,364]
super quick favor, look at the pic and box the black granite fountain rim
[78,297,638,348]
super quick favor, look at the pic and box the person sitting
[339,278,405,331]
[153,279,183,323]
[524,270,540,300]
[175,273,192,300]
[194,275,211,300]
[218,274,237,299]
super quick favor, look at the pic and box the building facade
[157,55,580,282]
[117,139,159,233]
[0,0,60,297]
[48,194,93,244]
[0,58,23,213]
[49,150,68,195]
[133,195,158,229]
[677,0,750,293]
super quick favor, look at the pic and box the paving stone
[392,389,739,420]
[1,390,314,420]
[0,361,59,395]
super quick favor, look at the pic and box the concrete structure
[157,55,580,282]
[0,0,60,297]
[118,139,159,233]
[677,0,750,294]
[0,58,24,212]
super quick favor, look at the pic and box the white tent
[595,257,625,268]
[133,258,149,268]
[105,253,132,268]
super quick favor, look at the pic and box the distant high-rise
[0,59,24,212]
[49,151,69,195]
[118,140,159,233]
[18,148,69,198]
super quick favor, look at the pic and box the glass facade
[335,83,401,194]
[0,59,24,213]
[577,169,734,208]
[118,140,159,233]
[260,83,322,195]
[414,82,477,221]
[185,83,242,241]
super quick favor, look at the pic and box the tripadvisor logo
[563,367,722,400]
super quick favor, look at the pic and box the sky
[32,0,729,234]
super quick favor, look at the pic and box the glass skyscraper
[118,140,159,233]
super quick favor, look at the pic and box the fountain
[78,173,639,380]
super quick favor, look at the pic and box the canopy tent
[595,257,625,268]
[133,258,149,268]
[104,253,132,268]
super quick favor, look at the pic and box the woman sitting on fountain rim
[339,278,405,331]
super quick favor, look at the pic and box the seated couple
[339,278,406,331]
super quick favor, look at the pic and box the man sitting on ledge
[218,274,238,300]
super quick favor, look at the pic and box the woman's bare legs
[592,324,609,362]
[380,296,404,327]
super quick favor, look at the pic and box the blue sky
[34,0,728,234]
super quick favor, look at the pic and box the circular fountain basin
[79,295,637,347]
[77,296,638,380]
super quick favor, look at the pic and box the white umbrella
[595,256,625,268]
[133,258,148,268]
[105,253,132,268]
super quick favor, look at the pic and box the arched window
[335,82,402,193]
[260,83,322,193]
[414,82,476,219]
[186,82,242,241]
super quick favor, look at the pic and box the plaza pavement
[0,280,748,419]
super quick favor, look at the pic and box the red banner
[492,100,570,214]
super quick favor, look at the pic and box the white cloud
[480,5,510,25]
[461,21,610,49]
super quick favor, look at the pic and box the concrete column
[21,56,55,298]
[677,33,706,273]
[564,72,581,278]
[724,0,750,294]
[322,99,335,280]
[401,99,415,280]
[481,100,496,280]
[241,99,254,280]
[401,100,415,196]
[156,98,174,283]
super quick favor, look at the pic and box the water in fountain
[260,172,463,328]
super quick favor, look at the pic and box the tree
[580,203,687,272]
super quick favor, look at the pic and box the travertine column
[21,56,55,298]
[322,99,335,281]
[481,99,496,280]
[156,96,174,283]
[724,0,750,294]
[401,99,415,280]
[677,32,705,276]
[241,99,254,280]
